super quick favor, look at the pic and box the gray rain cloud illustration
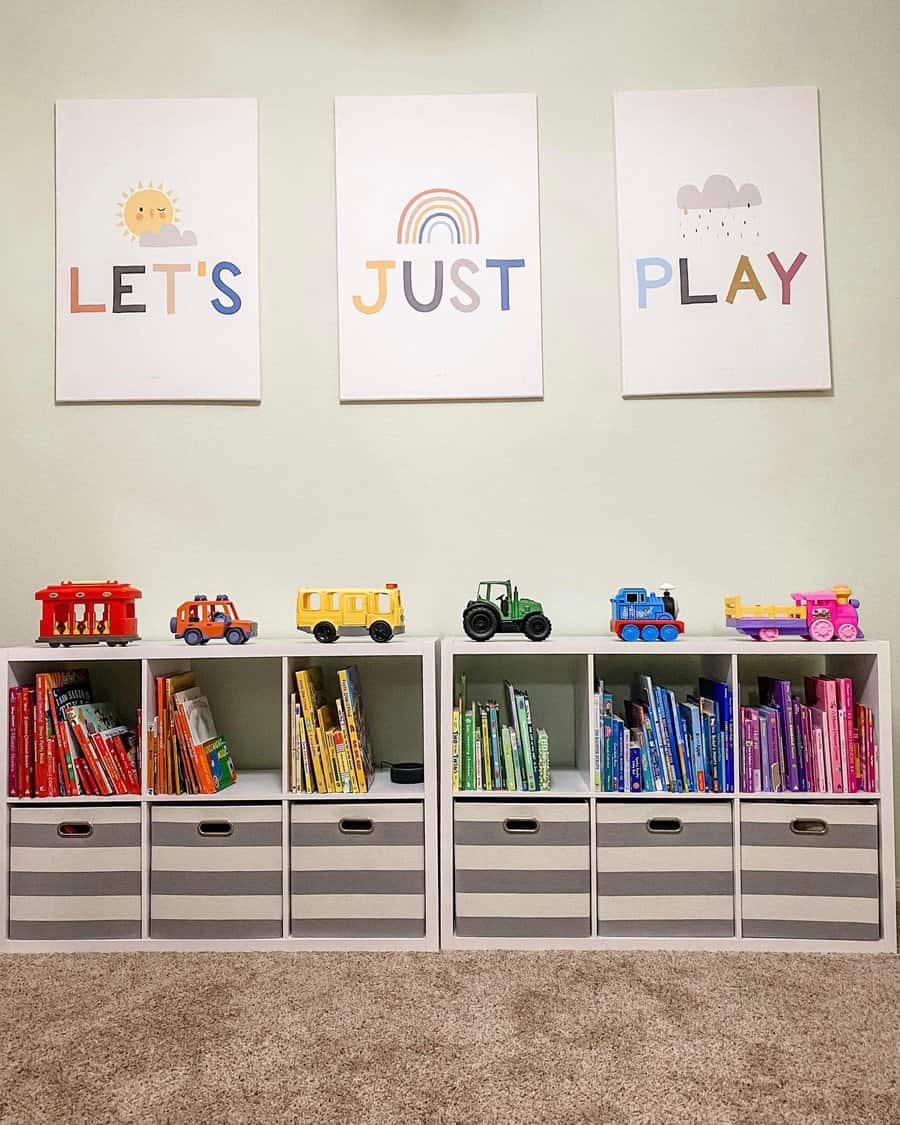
[676,174,762,211]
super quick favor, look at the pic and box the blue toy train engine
[610,585,685,642]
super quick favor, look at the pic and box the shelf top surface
[444,635,888,657]
[3,636,438,661]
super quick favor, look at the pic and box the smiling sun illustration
[116,182,181,240]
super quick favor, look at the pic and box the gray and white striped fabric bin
[291,802,425,938]
[596,801,735,937]
[150,804,283,939]
[454,800,591,938]
[740,801,880,941]
[9,805,141,940]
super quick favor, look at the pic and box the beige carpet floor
[0,951,898,1124]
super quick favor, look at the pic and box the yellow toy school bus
[296,584,405,644]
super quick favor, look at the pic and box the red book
[89,730,127,794]
[74,758,97,796]
[68,720,112,795]
[108,731,141,794]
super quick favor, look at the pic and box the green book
[462,707,475,790]
[501,726,516,791]
[516,691,537,790]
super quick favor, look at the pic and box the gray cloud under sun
[676,174,762,211]
[139,224,198,247]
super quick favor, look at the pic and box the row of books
[595,675,734,793]
[289,665,375,793]
[148,673,236,795]
[452,679,551,791]
[8,670,141,797]
[740,675,878,793]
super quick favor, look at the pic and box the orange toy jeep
[170,594,258,646]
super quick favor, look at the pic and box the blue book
[636,676,666,789]
[699,678,734,792]
[679,701,706,793]
[628,728,643,792]
[667,688,694,792]
[656,686,683,791]
[625,699,662,792]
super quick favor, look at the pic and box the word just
[636,253,807,308]
[353,258,526,314]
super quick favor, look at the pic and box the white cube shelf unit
[440,636,896,953]
[1,638,439,952]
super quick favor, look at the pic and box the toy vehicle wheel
[225,627,247,645]
[660,624,679,642]
[620,624,640,642]
[313,621,338,644]
[369,620,393,643]
[758,627,779,642]
[184,627,204,646]
[640,624,659,641]
[463,605,499,642]
[522,613,552,642]
[838,623,859,641]
[809,618,835,642]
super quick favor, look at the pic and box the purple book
[759,678,799,791]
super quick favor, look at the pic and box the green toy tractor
[462,580,552,642]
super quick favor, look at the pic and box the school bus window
[304,592,321,611]
[377,592,390,613]
[330,592,340,611]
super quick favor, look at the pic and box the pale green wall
[1,0,898,857]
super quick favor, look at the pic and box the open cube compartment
[7,657,143,801]
[145,656,283,800]
[451,651,592,795]
[592,649,735,794]
[285,652,426,798]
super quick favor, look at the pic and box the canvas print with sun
[116,181,197,247]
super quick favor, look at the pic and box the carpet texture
[1,950,898,1124]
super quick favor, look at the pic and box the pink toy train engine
[724,585,862,642]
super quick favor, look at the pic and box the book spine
[451,706,460,791]
[462,707,475,790]
[91,731,126,794]
[628,729,642,792]
[21,688,35,798]
[516,694,536,791]
[337,672,367,792]
[592,692,602,791]
[509,725,524,792]
[474,723,483,790]
[654,689,677,792]
[111,733,141,794]
[34,675,48,798]
[8,688,19,797]
[69,718,111,795]
[522,694,540,788]
[488,704,503,789]
[501,726,516,792]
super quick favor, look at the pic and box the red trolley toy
[35,580,142,646]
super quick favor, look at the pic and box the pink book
[834,678,858,793]
[866,706,878,791]
[810,707,833,792]
[8,688,19,797]
[800,705,817,791]
[806,677,843,793]
[812,726,826,793]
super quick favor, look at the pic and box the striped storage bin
[9,805,141,940]
[454,800,591,938]
[740,801,880,941]
[596,801,735,937]
[150,804,283,939]
[290,802,425,938]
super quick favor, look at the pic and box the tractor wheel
[522,613,552,642]
[369,620,393,643]
[184,627,204,646]
[313,621,338,644]
[225,627,247,645]
[463,605,499,642]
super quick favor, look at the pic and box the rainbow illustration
[396,188,480,245]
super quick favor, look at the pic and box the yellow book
[337,668,369,792]
[480,707,492,791]
[307,723,329,793]
[336,696,363,793]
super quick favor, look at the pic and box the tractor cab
[476,580,514,619]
